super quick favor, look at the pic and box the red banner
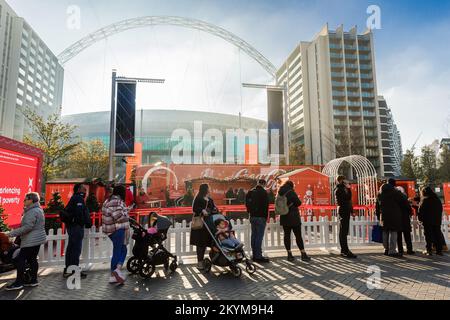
[0,147,40,226]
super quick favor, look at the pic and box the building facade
[0,0,64,141]
[276,24,384,175]
[378,96,402,177]
[63,109,268,165]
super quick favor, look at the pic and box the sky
[6,0,450,152]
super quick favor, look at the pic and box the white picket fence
[38,216,450,267]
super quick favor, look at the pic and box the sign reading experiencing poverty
[0,136,43,227]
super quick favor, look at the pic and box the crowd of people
[0,176,447,290]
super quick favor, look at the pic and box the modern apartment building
[0,0,64,141]
[277,24,384,175]
[378,96,402,177]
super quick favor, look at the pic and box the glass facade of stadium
[62,109,268,164]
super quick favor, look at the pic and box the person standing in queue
[245,179,270,263]
[334,176,357,258]
[190,184,219,270]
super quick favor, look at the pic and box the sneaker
[112,269,125,284]
[5,282,23,291]
[109,276,118,284]
[384,250,389,256]
[196,261,205,270]
[301,252,311,262]
[287,254,295,262]
[423,250,433,256]
[406,250,416,255]
[253,257,270,263]
[341,251,357,259]
[388,252,403,258]
[24,280,39,287]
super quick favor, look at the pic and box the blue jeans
[65,225,84,269]
[109,228,128,272]
[250,217,266,259]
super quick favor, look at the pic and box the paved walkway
[0,248,449,300]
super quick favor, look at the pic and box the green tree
[418,145,439,186]
[401,148,418,179]
[65,139,109,179]
[23,108,79,182]
[183,187,194,207]
[438,145,450,183]
[44,192,65,232]
[0,205,9,232]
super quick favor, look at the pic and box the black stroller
[126,216,178,279]
[0,240,32,282]
[202,214,256,278]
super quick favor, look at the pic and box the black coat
[278,185,302,227]
[375,184,405,232]
[190,196,219,247]
[334,183,352,216]
[65,193,91,228]
[418,195,443,227]
[399,193,413,232]
[245,185,269,218]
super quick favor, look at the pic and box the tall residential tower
[0,0,64,141]
[277,24,383,175]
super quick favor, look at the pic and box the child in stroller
[215,217,243,251]
[202,214,256,278]
[126,213,178,278]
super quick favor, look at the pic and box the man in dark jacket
[376,183,404,257]
[63,183,91,278]
[388,179,415,255]
[246,179,270,263]
[334,176,357,258]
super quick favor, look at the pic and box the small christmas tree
[86,193,100,213]
[183,187,194,207]
[0,205,9,232]
[45,192,65,232]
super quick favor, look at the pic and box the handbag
[372,224,383,243]
[191,199,208,230]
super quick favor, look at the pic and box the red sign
[0,144,42,227]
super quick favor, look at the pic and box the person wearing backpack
[63,183,92,278]
[276,180,311,262]
[245,179,270,263]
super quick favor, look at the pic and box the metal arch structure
[57,16,277,77]
[322,155,378,209]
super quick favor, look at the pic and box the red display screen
[0,147,39,227]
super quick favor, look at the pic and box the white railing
[38,216,450,267]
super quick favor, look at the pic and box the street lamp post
[242,83,290,165]
[108,69,165,181]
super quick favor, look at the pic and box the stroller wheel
[231,266,242,278]
[169,261,178,272]
[126,257,141,274]
[203,258,212,273]
[139,261,155,279]
[245,262,257,275]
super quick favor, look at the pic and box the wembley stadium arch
[57,15,277,78]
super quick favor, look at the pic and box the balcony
[360,64,372,70]
[330,62,344,69]
[330,53,343,59]
[348,101,361,107]
[345,54,358,60]
[360,73,373,79]
[333,110,348,116]
[332,91,346,97]
[347,91,360,97]
[359,54,371,61]
[347,82,359,88]
[363,101,376,107]
[331,72,345,78]
[333,100,346,107]
[348,111,362,117]
[344,44,357,50]
[346,72,359,78]
[332,81,345,87]
[329,43,342,50]
[361,92,375,98]
[359,45,371,51]
[363,111,376,117]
